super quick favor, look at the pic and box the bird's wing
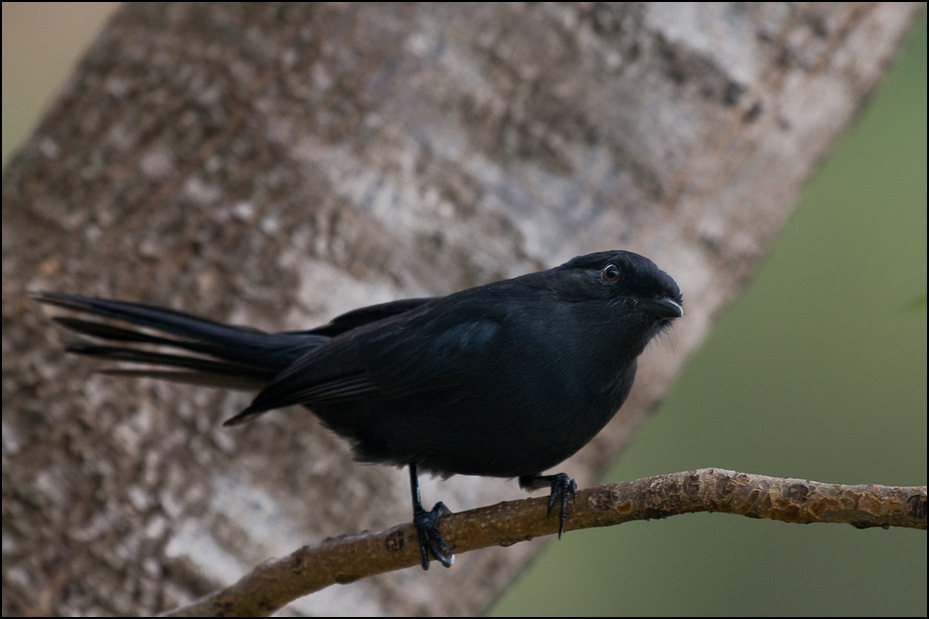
[224,291,513,425]
[297,297,437,337]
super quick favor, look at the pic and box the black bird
[32,250,682,569]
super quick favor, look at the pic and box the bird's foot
[413,501,455,569]
[519,472,577,537]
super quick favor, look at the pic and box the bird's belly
[314,372,630,478]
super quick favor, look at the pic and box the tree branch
[164,468,927,617]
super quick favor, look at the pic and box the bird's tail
[31,292,328,389]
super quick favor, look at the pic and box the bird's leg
[409,463,455,569]
[518,472,577,538]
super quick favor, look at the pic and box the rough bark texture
[2,3,921,616]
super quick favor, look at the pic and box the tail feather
[65,342,267,378]
[53,316,202,347]
[32,291,326,388]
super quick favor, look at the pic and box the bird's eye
[601,263,621,282]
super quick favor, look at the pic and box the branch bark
[164,469,926,616]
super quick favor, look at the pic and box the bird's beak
[638,297,683,319]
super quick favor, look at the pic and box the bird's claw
[413,501,455,569]
[545,473,577,538]
[520,472,577,537]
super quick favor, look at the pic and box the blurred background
[4,4,925,616]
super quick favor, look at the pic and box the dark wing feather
[224,290,512,426]
[302,297,436,336]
